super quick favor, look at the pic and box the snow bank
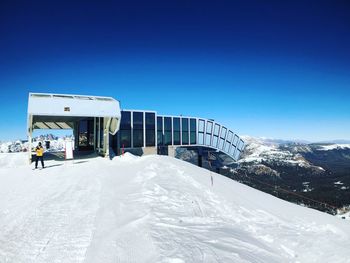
[0,153,349,262]
[0,152,28,168]
[112,152,141,163]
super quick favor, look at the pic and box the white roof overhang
[27,93,121,133]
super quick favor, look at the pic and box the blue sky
[0,0,349,142]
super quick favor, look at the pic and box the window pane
[234,150,240,160]
[164,117,172,131]
[220,127,227,139]
[133,112,143,130]
[213,124,220,136]
[238,139,245,151]
[133,112,144,147]
[157,130,163,145]
[120,111,131,129]
[164,131,172,145]
[146,113,155,130]
[198,119,205,132]
[182,132,189,145]
[157,117,163,131]
[212,136,218,148]
[182,118,189,132]
[120,130,131,148]
[225,141,231,152]
[133,130,143,147]
[206,121,213,134]
[198,133,204,145]
[146,131,155,146]
[230,145,236,155]
[219,138,225,150]
[227,131,233,143]
[206,134,211,146]
[190,119,197,145]
[232,135,239,146]
[173,131,180,145]
[190,119,196,132]
[173,118,180,131]
[146,113,155,146]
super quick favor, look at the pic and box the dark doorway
[78,119,94,151]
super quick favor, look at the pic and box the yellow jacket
[36,146,44,156]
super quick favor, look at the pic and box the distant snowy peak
[317,144,350,151]
[239,136,325,173]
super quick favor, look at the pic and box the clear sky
[0,0,349,142]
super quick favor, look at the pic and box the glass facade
[114,111,244,161]
[133,112,143,147]
[164,117,172,146]
[145,112,155,146]
[173,117,180,145]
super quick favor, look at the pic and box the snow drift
[0,153,350,262]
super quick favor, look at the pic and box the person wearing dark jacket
[35,142,45,169]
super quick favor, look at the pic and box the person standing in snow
[35,142,45,169]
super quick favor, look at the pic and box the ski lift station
[27,93,245,166]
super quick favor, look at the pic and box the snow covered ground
[0,153,350,263]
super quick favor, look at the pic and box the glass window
[190,118,196,145]
[212,136,218,148]
[133,112,143,130]
[133,130,143,147]
[181,118,189,145]
[120,130,131,148]
[206,134,211,146]
[198,133,204,145]
[232,135,239,146]
[220,127,227,139]
[206,121,213,134]
[226,131,233,143]
[198,119,205,132]
[157,117,163,146]
[234,149,241,160]
[164,117,172,145]
[238,139,245,151]
[173,118,180,145]
[219,138,225,150]
[198,119,205,145]
[182,118,189,131]
[121,111,131,129]
[213,124,220,136]
[145,112,155,146]
[230,144,236,155]
[225,141,231,153]
[120,111,132,148]
[133,112,144,147]
[205,121,213,146]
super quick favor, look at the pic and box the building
[27,93,245,165]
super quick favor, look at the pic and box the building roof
[28,93,121,118]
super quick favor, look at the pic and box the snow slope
[0,153,350,262]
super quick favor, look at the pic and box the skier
[35,142,45,169]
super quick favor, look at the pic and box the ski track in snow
[0,153,350,262]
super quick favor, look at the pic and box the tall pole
[27,114,33,164]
